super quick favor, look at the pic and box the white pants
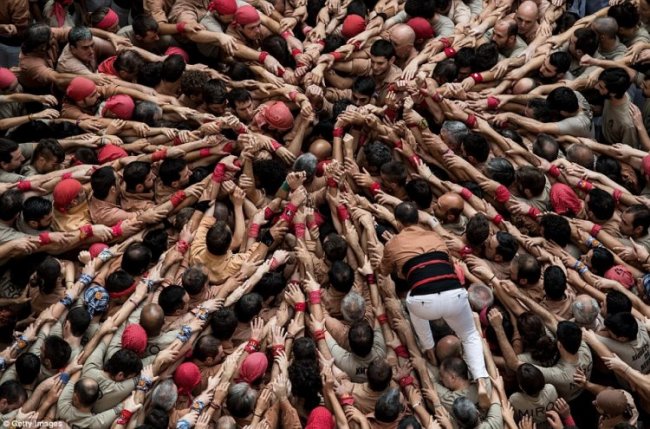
[406,288,488,380]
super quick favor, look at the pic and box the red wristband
[199,148,211,158]
[612,189,622,204]
[291,48,302,57]
[336,204,350,221]
[487,96,500,110]
[270,140,282,151]
[294,302,306,312]
[366,274,376,284]
[495,185,511,203]
[470,72,483,83]
[460,245,473,258]
[440,38,452,48]
[16,180,31,191]
[326,177,338,188]
[173,135,183,146]
[492,214,504,225]
[280,202,298,223]
[460,188,473,201]
[399,375,414,388]
[353,40,362,50]
[62,173,73,180]
[248,223,260,239]
[272,344,285,356]
[444,47,456,58]
[313,329,325,341]
[465,113,477,128]
[591,224,602,237]
[281,30,292,39]
[117,409,134,425]
[294,222,306,239]
[245,338,261,353]
[309,290,321,305]
[393,139,403,149]
[258,51,269,63]
[111,221,123,238]
[393,345,410,358]
[151,149,167,162]
[548,165,561,178]
[333,127,345,138]
[564,416,576,426]
[176,22,186,33]
[407,155,421,167]
[339,395,355,406]
[171,190,186,207]
[79,224,94,240]
[331,51,343,61]
[177,239,189,255]
[432,92,443,102]
[369,182,381,195]
[377,314,388,325]
[38,232,51,245]
[264,207,275,220]
[527,206,541,218]
[222,141,234,153]
[307,220,318,230]
[212,163,226,183]
[577,179,593,192]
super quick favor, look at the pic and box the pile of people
[2,0,650,427]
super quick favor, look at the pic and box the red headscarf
[208,0,237,15]
[341,14,366,38]
[0,68,16,90]
[234,5,261,26]
[121,324,148,355]
[550,183,582,217]
[96,8,119,30]
[66,77,96,102]
[643,154,650,177]
[52,0,74,27]
[98,56,118,76]
[605,265,635,289]
[98,144,128,164]
[237,352,268,384]
[53,179,83,212]
[174,362,202,397]
[259,101,294,131]
[407,17,435,41]
[165,47,190,63]
[103,95,135,119]
[306,406,335,429]
[89,243,109,258]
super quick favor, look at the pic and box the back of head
[43,335,71,370]
[329,260,355,293]
[367,358,392,392]
[210,308,238,340]
[547,87,578,113]
[121,242,152,276]
[452,397,480,428]
[556,321,583,354]
[15,353,40,386]
[74,378,100,407]
[206,221,232,255]
[516,363,545,396]
[466,214,490,246]
[394,201,419,226]
[341,291,366,323]
[607,290,633,315]
[348,320,374,357]
[226,382,258,418]
[104,348,143,377]
[605,312,638,341]
[0,381,26,410]
[572,294,600,326]
[543,265,567,300]
[375,388,401,423]
[234,293,263,323]
[150,379,178,411]
[322,233,348,261]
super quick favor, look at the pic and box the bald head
[436,335,462,362]
[309,139,332,160]
[439,192,465,212]
[566,144,595,169]
[517,1,538,18]
[593,17,619,38]
[140,303,165,337]
[468,283,494,311]
[390,24,416,58]
[572,294,600,326]
[516,1,539,36]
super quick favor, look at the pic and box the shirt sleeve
[190,215,216,263]
[82,337,108,378]
[10,0,31,31]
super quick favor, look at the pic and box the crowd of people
[2,0,650,427]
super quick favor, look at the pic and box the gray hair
[452,397,481,429]
[150,379,178,411]
[341,291,366,323]
[566,144,596,169]
[69,27,93,47]
[441,121,469,146]
[467,283,493,312]
[572,294,600,325]
[226,382,258,418]
[293,153,318,178]
[485,157,515,185]
[133,101,163,126]
[593,17,619,38]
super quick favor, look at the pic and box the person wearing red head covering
[406,17,434,43]
[102,94,135,120]
[165,47,190,63]
[227,5,264,48]
[236,352,268,384]
[94,8,120,32]
[52,178,92,232]
[97,144,128,164]
[174,362,202,398]
[305,406,335,429]
[253,101,294,132]
[550,183,583,217]
[121,324,148,355]
[341,14,366,39]
[208,0,237,17]
[0,68,17,92]
[89,242,109,258]
[66,77,98,106]
[605,265,636,290]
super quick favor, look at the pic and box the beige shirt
[532,340,592,401]
[602,96,638,148]
[509,384,558,427]
[596,321,650,374]
[56,37,114,75]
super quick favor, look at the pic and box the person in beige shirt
[56,27,115,76]
[509,364,558,427]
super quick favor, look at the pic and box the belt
[402,251,461,296]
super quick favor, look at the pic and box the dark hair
[608,2,640,28]
[206,221,232,255]
[591,247,615,276]
[367,359,392,392]
[528,98,554,122]
[454,47,475,70]
[67,306,91,337]
[540,214,571,247]
[406,179,433,209]
[595,154,621,182]
[210,308,238,340]
[515,254,541,284]
[143,228,168,261]
[123,161,151,192]
[605,312,638,340]
[554,11,579,34]
[133,101,162,127]
[598,67,631,98]
[494,231,518,262]
[323,233,348,261]
[543,266,567,301]
[144,408,169,429]
[182,266,208,296]
[105,270,134,295]
[90,166,117,200]
[0,190,23,222]
[329,261,355,293]
[473,42,499,72]
[132,14,159,38]
[485,157,515,186]
[293,337,317,361]
[234,293,263,323]
[380,161,408,186]
[261,35,295,68]
[253,271,286,300]
[227,88,252,107]
[404,0,436,19]
[466,214,490,247]
[181,70,209,98]
[228,61,256,81]
[556,321,583,354]
[606,290,633,315]
[461,132,490,163]
[158,285,187,316]
[21,24,52,54]
[43,336,71,370]
[158,158,187,186]
[517,363,545,396]
[532,134,559,161]
[253,159,288,195]
[395,202,419,226]
[548,51,572,75]
[348,321,374,357]
[370,39,395,59]
[114,50,145,76]
[74,378,99,406]
[122,242,152,276]
[0,138,19,164]
[352,76,376,96]
[15,353,40,385]
[517,312,546,350]
[202,79,227,106]
[33,139,64,163]
[625,204,650,235]
[375,388,401,423]
[547,87,579,113]
[288,359,322,409]
[104,348,143,377]
[73,147,99,165]
[161,55,186,83]
[363,141,393,170]
[587,188,615,221]
[34,256,61,295]
[574,28,599,56]
[398,415,422,429]
[433,59,458,84]
[0,381,26,407]
[193,335,221,362]
[137,61,162,87]
[440,357,468,379]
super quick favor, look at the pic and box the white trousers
[406,288,488,380]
